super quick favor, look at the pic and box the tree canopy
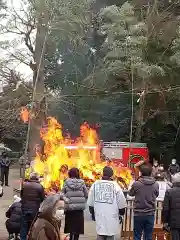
[0,0,180,163]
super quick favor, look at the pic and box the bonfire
[20,108,132,192]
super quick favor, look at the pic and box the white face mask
[172,161,176,165]
[159,167,164,171]
[54,209,64,221]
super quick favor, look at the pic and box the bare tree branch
[24,24,35,54]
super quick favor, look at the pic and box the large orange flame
[22,107,132,190]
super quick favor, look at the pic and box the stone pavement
[0,167,121,240]
[0,168,20,239]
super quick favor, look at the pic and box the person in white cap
[168,159,179,176]
[5,195,22,240]
[162,172,180,240]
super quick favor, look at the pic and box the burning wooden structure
[21,108,132,192]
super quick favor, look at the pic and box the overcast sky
[0,0,33,80]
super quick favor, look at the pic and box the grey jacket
[129,176,159,216]
[62,178,88,211]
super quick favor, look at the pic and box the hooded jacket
[27,194,62,240]
[62,178,88,211]
[129,176,159,216]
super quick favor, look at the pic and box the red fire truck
[102,142,149,167]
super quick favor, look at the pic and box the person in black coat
[162,172,180,240]
[20,172,45,240]
[5,200,22,240]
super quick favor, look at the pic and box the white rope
[128,65,134,167]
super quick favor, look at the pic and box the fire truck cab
[102,142,149,167]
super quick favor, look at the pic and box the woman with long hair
[62,168,88,240]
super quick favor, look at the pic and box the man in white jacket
[87,166,127,240]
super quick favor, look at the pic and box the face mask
[154,163,158,167]
[54,209,64,221]
[159,167,164,171]
[172,161,176,165]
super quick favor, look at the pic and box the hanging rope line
[128,65,134,168]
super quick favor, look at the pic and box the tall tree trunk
[28,5,49,161]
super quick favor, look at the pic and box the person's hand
[119,216,123,224]
[163,223,170,232]
[47,190,56,196]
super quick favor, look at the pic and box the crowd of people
[1,154,180,240]
[2,165,127,240]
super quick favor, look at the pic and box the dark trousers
[134,215,154,240]
[70,234,79,240]
[171,229,180,240]
[97,236,115,240]
[20,210,37,240]
[1,166,9,186]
